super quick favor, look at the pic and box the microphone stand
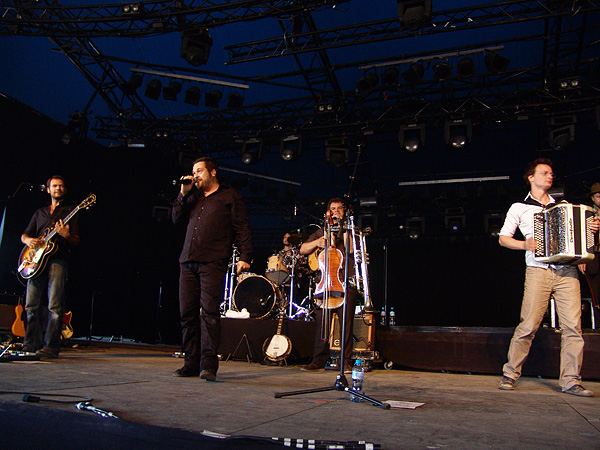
[274,214,389,409]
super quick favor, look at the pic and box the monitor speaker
[329,313,375,351]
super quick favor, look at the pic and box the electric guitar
[17,193,96,280]
[263,303,292,362]
[62,311,74,340]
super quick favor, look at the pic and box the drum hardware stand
[289,272,315,321]
[275,213,390,409]
[221,245,239,315]
[284,246,310,320]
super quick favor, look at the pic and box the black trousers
[179,259,228,373]
[310,287,357,368]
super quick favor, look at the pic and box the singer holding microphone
[172,157,252,381]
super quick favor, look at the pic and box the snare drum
[266,254,289,284]
[233,275,279,319]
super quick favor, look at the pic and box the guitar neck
[44,205,81,242]
[276,308,284,335]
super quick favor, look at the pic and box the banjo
[263,302,292,362]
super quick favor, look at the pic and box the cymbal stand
[286,247,311,320]
[221,245,239,315]
[289,272,314,321]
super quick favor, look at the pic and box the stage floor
[1,342,599,450]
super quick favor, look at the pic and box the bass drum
[233,275,279,319]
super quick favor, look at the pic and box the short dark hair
[193,156,218,172]
[327,197,345,210]
[524,158,553,185]
[46,175,66,188]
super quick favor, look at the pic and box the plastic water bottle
[350,359,365,403]
[380,307,386,326]
[389,307,396,326]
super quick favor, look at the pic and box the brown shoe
[300,363,324,372]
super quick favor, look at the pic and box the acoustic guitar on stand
[11,297,26,338]
[17,193,96,280]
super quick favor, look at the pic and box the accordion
[533,202,597,265]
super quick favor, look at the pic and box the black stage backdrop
[0,95,596,345]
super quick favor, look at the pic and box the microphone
[76,402,119,419]
[172,179,193,186]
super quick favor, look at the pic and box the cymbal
[287,233,310,246]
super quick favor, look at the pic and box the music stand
[274,214,390,409]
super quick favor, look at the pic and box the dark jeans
[24,259,67,354]
[310,287,357,368]
[179,260,228,373]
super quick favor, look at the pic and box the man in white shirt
[498,158,599,397]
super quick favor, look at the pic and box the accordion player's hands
[590,217,600,234]
[524,238,537,252]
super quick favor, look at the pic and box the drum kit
[221,233,317,321]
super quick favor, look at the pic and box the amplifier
[329,313,375,352]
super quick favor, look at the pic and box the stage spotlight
[325,138,349,168]
[121,3,145,15]
[557,77,581,91]
[184,86,201,106]
[548,116,575,150]
[382,67,400,88]
[398,0,432,32]
[433,61,452,81]
[398,123,425,152]
[280,135,301,161]
[402,63,425,85]
[406,216,425,240]
[484,52,510,74]
[120,74,143,95]
[227,92,244,109]
[444,119,472,149]
[144,79,162,100]
[180,29,213,66]
[549,125,574,151]
[484,213,505,237]
[357,73,379,96]
[162,81,182,101]
[445,207,465,232]
[457,57,476,78]
[205,90,222,108]
[241,138,263,165]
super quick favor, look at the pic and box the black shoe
[36,347,59,359]
[200,369,217,381]
[173,365,200,377]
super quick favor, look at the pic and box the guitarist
[20,175,80,359]
[299,198,357,374]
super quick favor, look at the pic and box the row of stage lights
[356,51,511,97]
[120,73,245,109]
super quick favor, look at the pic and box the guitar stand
[224,333,253,363]
[274,217,390,410]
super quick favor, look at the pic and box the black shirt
[23,203,79,261]
[172,186,252,265]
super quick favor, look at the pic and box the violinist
[299,198,357,373]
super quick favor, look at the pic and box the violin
[314,210,345,309]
